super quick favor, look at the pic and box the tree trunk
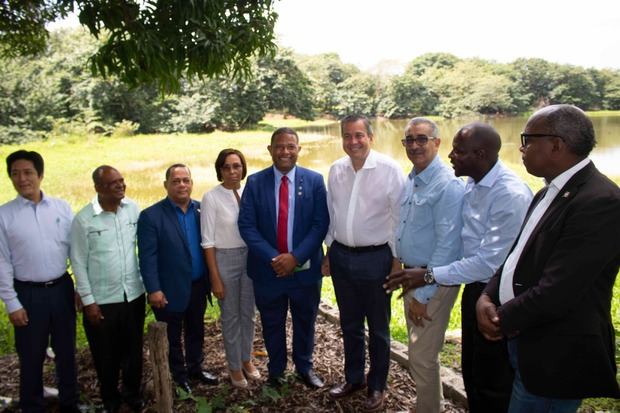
[147,321,173,413]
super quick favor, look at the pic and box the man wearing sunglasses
[477,105,620,412]
[396,118,465,413]
[385,123,532,412]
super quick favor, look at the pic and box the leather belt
[333,240,388,253]
[15,272,69,288]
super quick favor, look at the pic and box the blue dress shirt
[396,156,465,303]
[171,199,205,281]
[0,192,73,313]
[433,160,533,285]
[273,166,296,253]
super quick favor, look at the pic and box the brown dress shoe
[363,390,384,412]
[328,381,367,399]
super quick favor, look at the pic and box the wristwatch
[423,267,435,284]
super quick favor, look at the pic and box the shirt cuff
[5,297,23,313]
[81,294,95,306]
[432,264,452,285]
[413,284,439,304]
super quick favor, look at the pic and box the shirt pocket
[87,227,114,252]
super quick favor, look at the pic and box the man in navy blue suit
[138,164,218,395]
[238,127,329,389]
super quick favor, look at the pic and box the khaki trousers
[405,285,460,413]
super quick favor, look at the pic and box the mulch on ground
[0,313,467,412]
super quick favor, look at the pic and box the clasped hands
[271,253,297,277]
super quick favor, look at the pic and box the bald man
[477,105,620,412]
[385,123,533,413]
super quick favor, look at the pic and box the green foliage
[1,1,279,93]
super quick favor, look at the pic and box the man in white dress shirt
[323,114,405,412]
[0,150,79,413]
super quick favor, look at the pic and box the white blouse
[200,184,246,249]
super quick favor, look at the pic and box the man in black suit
[477,104,620,412]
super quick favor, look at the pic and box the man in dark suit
[138,164,218,394]
[238,127,329,389]
[477,104,620,412]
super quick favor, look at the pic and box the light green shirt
[70,196,144,306]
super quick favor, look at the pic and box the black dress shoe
[189,370,219,385]
[60,405,81,413]
[175,381,192,396]
[363,390,384,412]
[328,381,367,399]
[298,369,324,389]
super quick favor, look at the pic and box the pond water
[294,115,620,179]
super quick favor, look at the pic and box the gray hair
[539,104,596,157]
[405,117,440,137]
[340,114,373,137]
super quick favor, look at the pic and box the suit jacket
[485,161,620,398]
[138,198,209,312]
[238,166,329,296]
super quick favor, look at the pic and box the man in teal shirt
[70,165,145,413]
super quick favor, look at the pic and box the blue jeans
[507,340,581,413]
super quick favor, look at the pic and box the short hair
[340,114,373,137]
[405,117,440,138]
[214,148,248,182]
[270,127,299,145]
[91,165,116,185]
[6,150,44,177]
[461,122,502,156]
[165,163,190,180]
[540,104,596,156]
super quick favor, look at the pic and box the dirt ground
[0,314,467,412]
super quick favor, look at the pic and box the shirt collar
[16,190,47,206]
[167,197,194,213]
[91,195,129,215]
[348,149,377,171]
[273,165,296,182]
[474,160,503,188]
[546,157,590,191]
[410,154,441,185]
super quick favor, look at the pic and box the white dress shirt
[433,160,533,285]
[201,184,246,249]
[326,150,406,256]
[499,158,590,303]
[0,192,73,313]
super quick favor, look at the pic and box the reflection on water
[296,115,620,179]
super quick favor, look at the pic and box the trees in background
[2,30,620,144]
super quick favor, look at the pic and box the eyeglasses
[401,135,436,147]
[520,133,565,147]
[221,163,243,171]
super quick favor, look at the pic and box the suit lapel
[293,168,305,242]
[162,198,190,253]
[264,168,277,231]
[520,162,593,256]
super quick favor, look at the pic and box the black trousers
[329,242,393,392]
[14,274,78,413]
[83,294,145,408]
[462,282,513,413]
[153,279,207,384]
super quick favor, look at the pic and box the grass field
[0,121,618,411]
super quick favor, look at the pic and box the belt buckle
[43,280,55,288]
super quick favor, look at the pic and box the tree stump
[147,321,173,413]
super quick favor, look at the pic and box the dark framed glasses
[520,133,565,147]
[401,135,436,146]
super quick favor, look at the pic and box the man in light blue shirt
[0,150,79,413]
[70,165,145,413]
[386,123,532,413]
[396,118,465,413]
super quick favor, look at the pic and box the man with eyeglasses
[385,122,532,413]
[70,165,145,413]
[238,127,329,389]
[138,164,218,395]
[395,118,465,413]
[477,105,620,412]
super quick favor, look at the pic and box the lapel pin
[562,192,570,198]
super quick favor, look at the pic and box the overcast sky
[274,0,620,72]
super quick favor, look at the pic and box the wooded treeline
[2,29,620,144]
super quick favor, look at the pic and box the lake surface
[294,115,620,179]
